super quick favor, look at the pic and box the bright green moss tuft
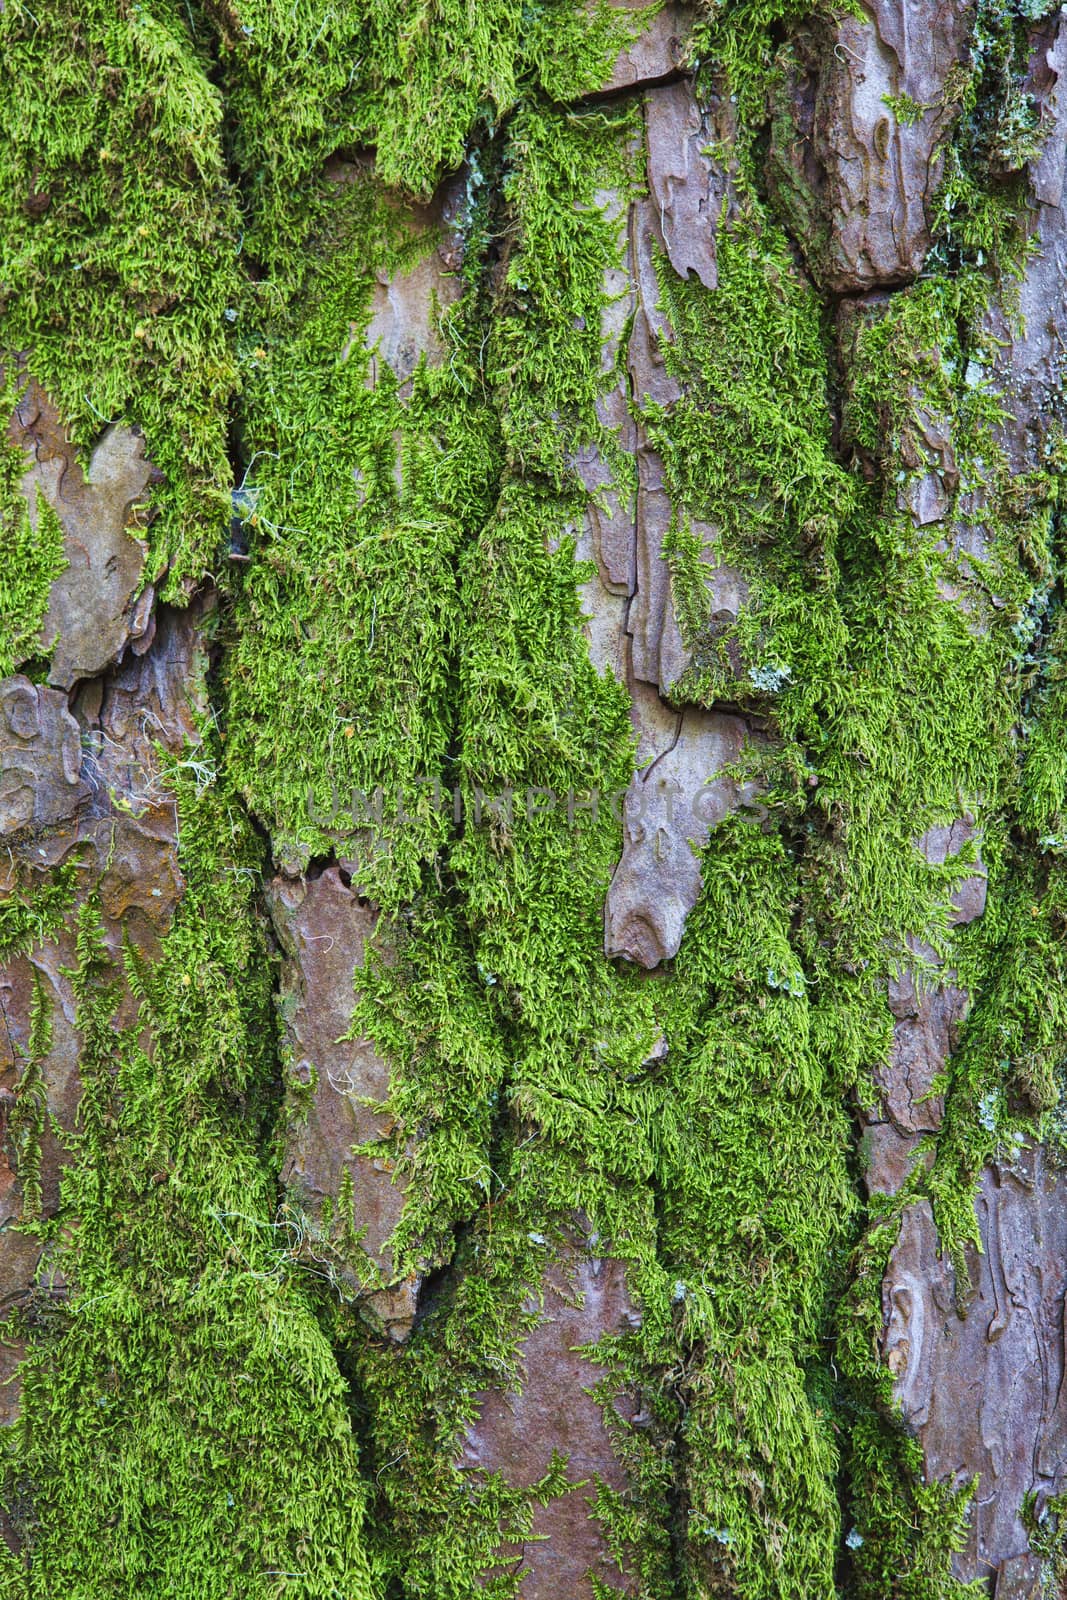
[0,867,79,962]
[0,1,240,599]
[210,0,633,283]
[647,817,856,1597]
[223,171,500,891]
[0,371,67,678]
[0,775,375,1599]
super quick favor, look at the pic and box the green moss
[210,0,634,293]
[0,867,79,962]
[928,0,1046,274]
[4,0,1067,1593]
[0,776,375,1599]
[6,970,51,1227]
[218,85,672,1597]
[222,170,499,890]
[650,217,1016,978]
[338,101,676,1596]
[648,203,853,707]
[0,0,636,608]
[836,1207,983,1600]
[324,97,861,1598]
[882,92,926,126]
[620,24,1060,1580]
[0,371,67,678]
[0,1,240,599]
[352,898,508,1280]
[690,0,842,132]
[647,818,855,1597]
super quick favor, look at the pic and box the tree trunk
[2,1,1067,1595]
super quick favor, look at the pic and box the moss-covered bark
[2,1,1067,1596]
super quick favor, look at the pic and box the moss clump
[6,969,51,1227]
[929,0,1048,274]
[690,0,841,131]
[0,0,633,606]
[651,214,1018,977]
[0,0,240,599]
[0,371,67,678]
[222,171,500,889]
[213,0,631,232]
[647,816,856,1598]
[0,867,79,962]
[340,101,676,1596]
[648,203,853,712]
[0,775,375,1600]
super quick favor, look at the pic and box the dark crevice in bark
[303,851,340,882]
[1020,501,1065,738]
[193,580,293,1167]
[646,1159,694,1597]
[578,65,691,107]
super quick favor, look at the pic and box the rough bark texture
[3,2,1067,1597]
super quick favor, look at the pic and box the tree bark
[2,1,1067,1596]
